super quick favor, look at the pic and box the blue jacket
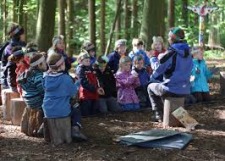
[128,50,150,67]
[150,42,193,95]
[191,59,212,92]
[133,67,150,86]
[42,72,80,118]
[17,69,44,109]
[107,51,121,73]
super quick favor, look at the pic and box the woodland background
[0,0,224,58]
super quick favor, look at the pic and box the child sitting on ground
[190,46,218,102]
[76,52,104,116]
[42,52,87,141]
[115,56,140,111]
[132,55,151,108]
[17,52,47,136]
[94,56,121,113]
[81,41,97,65]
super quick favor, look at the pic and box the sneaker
[71,126,87,141]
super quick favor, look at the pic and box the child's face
[20,33,25,42]
[193,49,204,60]
[56,40,65,50]
[81,58,91,66]
[98,63,107,72]
[136,45,144,50]
[89,50,95,57]
[121,62,131,72]
[117,45,127,55]
[154,42,163,52]
[134,60,144,70]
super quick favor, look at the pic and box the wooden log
[220,72,225,95]
[21,108,43,136]
[163,97,184,128]
[10,98,26,126]
[47,117,72,145]
[1,89,20,121]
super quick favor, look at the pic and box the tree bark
[105,0,122,56]
[168,0,175,28]
[36,0,57,52]
[140,0,165,50]
[131,0,138,38]
[2,0,7,42]
[115,0,121,40]
[13,0,18,23]
[100,0,106,54]
[18,0,24,25]
[67,0,74,57]
[23,0,27,42]
[124,0,131,40]
[58,0,66,40]
[89,0,96,46]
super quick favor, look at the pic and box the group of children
[0,23,218,143]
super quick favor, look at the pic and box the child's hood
[43,72,64,90]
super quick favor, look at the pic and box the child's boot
[71,126,87,141]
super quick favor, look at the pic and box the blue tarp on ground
[118,129,192,150]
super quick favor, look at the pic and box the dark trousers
[71,107,82,127]
[80,99,100,116]
[192,92,211,102]
[135,86,151,108]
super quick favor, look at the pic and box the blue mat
[118,129,192,149]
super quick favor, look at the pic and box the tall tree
[18,0,24,25]
[208,13,221,47]
[100,0,106,54]
[182,0,188,27]
[23,0,27,42]
[67,0,74,57]
[168,0,175,28]
[140,0,165,50]
[124,0,131,40]
[36,0,56,52]
[2,0,7,42]
[58,0,66,39]
[131,0,138,38]
[89,0,96,46]
[115,0,121,40]
[13,0,18,23]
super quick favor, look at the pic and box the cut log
[46,117,72,145]
[1,89,20,121]
[10,98,26,126]
[220,72,225,95]
[21,107,43,136]
[163,97,184,128]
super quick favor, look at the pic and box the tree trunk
[182,0,188,27]
[36,0,56,52]
[131,0,138,38]
[18,0,24,25]
[140,0,165,50]
[115,0,121,40]
[23,0,27,42]
[105,0,122,56]
[208,13,221,48]
[2,0,7,42]
[13,0,18,23]
[168,0,175,28]
[100,0,106,54]
[58,0,66,40]
[89,0,96,46]
[124,0,131,40]
[67,0,74,57]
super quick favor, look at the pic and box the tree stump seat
[1,89,20,121]
[163,97,184,128]
[21,107,43,137]
[44,117,72,145]
[10,98,26,125]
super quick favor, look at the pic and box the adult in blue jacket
[147,27,193,122]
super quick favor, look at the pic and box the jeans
[98,97,121,113]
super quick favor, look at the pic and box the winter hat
[8,23,24,38]
[78,51,90,61]
[169,27,185,41]
[52,35,64,46]
[115,39,127,49]
[82,41,95,52]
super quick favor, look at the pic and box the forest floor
[0,59,225,161]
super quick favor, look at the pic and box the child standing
[76,52,104,116]
[43,52,87,141]
[132,55,151,108]
[190,46,217,102]
[115,56,140,111]
[94,56,121,113]
[17,52,47,136]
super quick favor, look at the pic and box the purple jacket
[115,71,140,104]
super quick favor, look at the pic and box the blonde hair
[151,36,164,50]
[132,38,144,47]
[118,56,131,71]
